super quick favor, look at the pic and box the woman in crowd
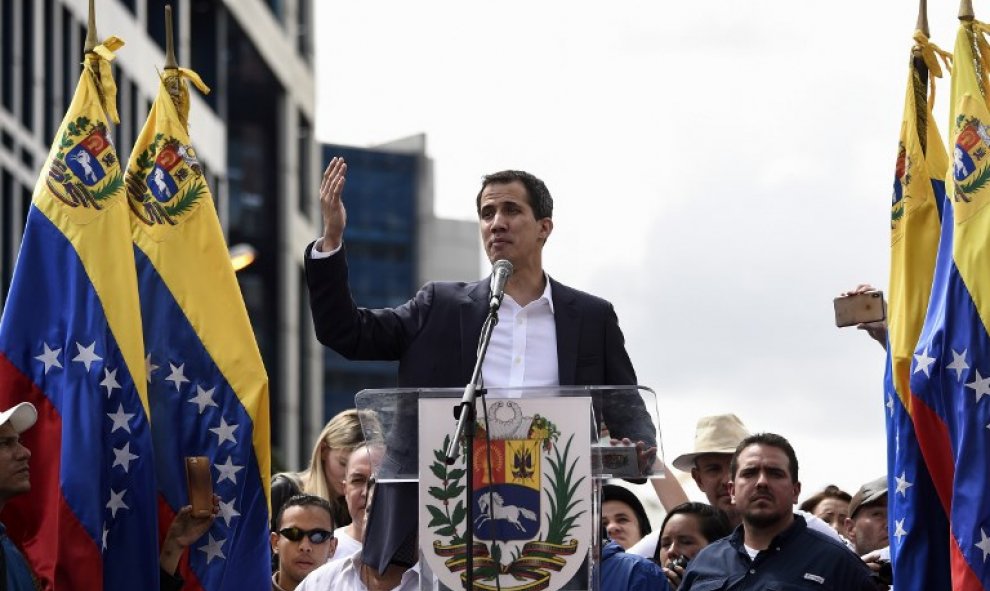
[799,484,851,535]
[270,409,376,531]
[601,484,653,550]
[654,502,732,590]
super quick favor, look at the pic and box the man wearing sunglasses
[271,495,338,591]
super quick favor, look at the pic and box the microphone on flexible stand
[488,259,514,310]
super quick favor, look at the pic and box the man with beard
[680,433,882,590]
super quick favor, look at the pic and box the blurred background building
[0,0,478,471]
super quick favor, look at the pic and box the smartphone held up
[833,291,886,328]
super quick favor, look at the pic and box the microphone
[488,259,514,310]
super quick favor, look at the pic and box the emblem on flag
[126,135,206,226]
[952,116,990,203]
[46,117,122,210]
[421,399,590,591]
[891,142,911,228]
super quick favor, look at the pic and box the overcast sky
[312,1,967,506]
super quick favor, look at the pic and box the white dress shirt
[296,550,421,591]
[330,526,362,563]
[481,277,559,389]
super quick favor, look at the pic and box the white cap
[0,402,37,434]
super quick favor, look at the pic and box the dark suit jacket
[304,242,654,570]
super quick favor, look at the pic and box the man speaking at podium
[304,158,654,575]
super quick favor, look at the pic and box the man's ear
[728,480,736,503]
[270,531,279,555]
[843,517,857,542]
[539,218,553,242]
[792,481,801,504]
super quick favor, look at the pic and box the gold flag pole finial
[960,0,975,21]
[918,0,930,36]
[84,0,99,53]
[164,5,179,69]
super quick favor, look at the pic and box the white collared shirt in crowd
[295,550,421,591]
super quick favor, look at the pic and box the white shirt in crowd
[296,550,421,591]
[330,526,362,563]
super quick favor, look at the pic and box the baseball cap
[0,402,37,434]
[848,476,888,518]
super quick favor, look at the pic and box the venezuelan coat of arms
[126,133,206,227]
[46,116,123,213]
[419,397,592,591]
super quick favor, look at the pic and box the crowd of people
[0,162,893,590]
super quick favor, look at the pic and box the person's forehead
[737,444,789,467]
[281,505,334,528]
[696,453,731,468]
[480,181,529,204]
[602,500,635,517]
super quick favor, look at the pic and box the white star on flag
[209,418,239,446]
[947,349,970,382]
[215,457,244,485]
[102,523,109,550]
[72,341,102,372]
[188,385,219,415]
[100,368,121,398]
[894,518,907,544]
[106,488,129,518]
[198,534,226,564]
[966,370,990,403]
[165,363,190,391]
[34,343,62,374]
[112,442,139,473]
[107,404,135,433]
[913,348,936,377]
[886,393,895,417]
[977,528,990,562]
[146,354,159,383]
[218,498,240,527]
[895,472,913,496]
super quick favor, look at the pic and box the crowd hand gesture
[160,495,220,575]
[319,157,348,252]
[841,284,888,349]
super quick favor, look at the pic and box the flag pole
[83,0,98,53]
[164,5,178,70]
[960,0,974,21]
[918,0,930,36]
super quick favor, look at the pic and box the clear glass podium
[353,386,666,591]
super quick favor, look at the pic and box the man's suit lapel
[551,277,580,386]
[460,279,490,383]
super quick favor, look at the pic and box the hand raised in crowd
[319,156,348,252]
[159,495,221,575]
[841,284,888,350]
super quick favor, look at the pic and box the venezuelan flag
[910,18,990,590]
[0,38,161,589]
[885,30,952,590]
[124,65,271,590]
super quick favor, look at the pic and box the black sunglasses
[278,527,334,544]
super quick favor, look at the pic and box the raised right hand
[319,156,348,252]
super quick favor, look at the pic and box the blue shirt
[601,540,669,591]
[0,524,35,591]
[680,515,882,590]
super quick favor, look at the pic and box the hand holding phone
[185,456,213,518]
[834,291,886,328]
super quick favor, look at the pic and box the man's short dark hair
[729,432,799,484]
[274,494,335,530]
[475,170,553,220]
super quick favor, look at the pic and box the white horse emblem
[152,168,172,199]
[475,491,537,532]
[70,151,98,183]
